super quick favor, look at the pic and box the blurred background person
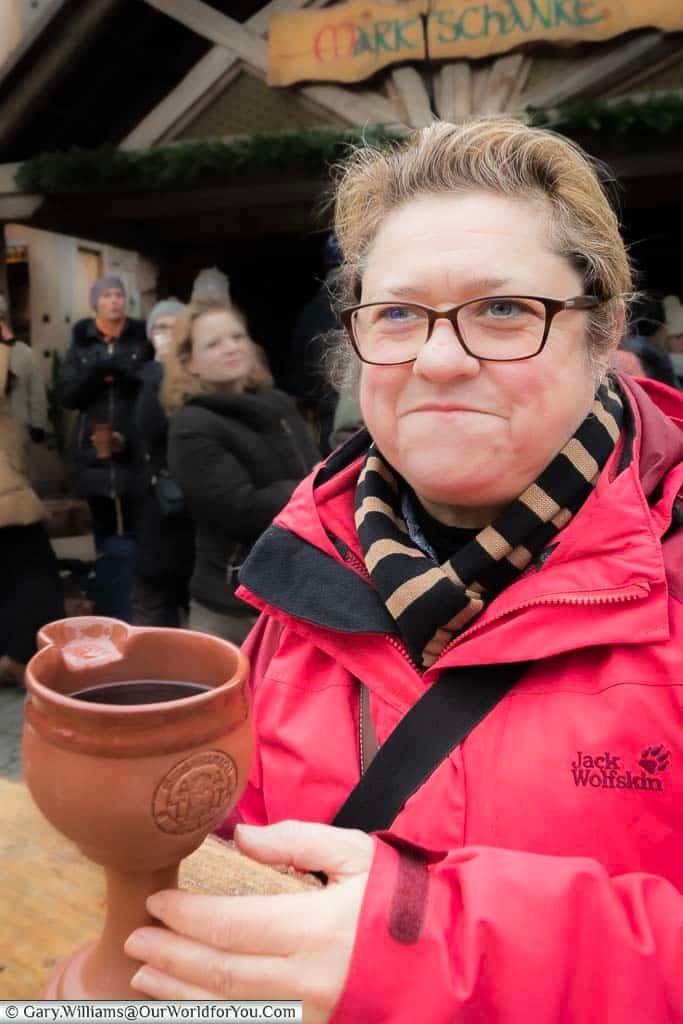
[132,299,195,627]
[287,233,343,455]
[57,274,151,621]
[0,293,49,447]
[328,392,364,451]
[0,327,63,687]
[613,334,680,389]
[163,300,319,644]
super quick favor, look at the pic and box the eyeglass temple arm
[564,296,602,310]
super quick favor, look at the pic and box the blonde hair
[328,117,633,390]
[162,300,273,414]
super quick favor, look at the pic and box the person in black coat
[132,300,195,627]
[57,275,152,620]
[164,300,319,644]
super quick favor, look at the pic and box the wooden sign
[268,0,683,87]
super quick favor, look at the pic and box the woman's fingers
[234,820,374,880]
[127,928,296,1001]
[130,965,218,1002]
[140,889,323,956]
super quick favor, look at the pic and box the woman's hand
[125,821,374,1024]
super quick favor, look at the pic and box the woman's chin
[399,456,507,511]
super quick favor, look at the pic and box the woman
[132,299,195,627]
[162,300,319,643]
[0,329,64,686]
[126,120,683,1021]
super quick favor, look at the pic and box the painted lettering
[578,0,608,25]
[353,23,375,57]
[505,0,531,31]
[483,6,512,35]
[433,9,459,44]
[552,0,581,28]
[459,6,485,40]
[394,16,420,50]
[313,22,356,63]
[373,20,395,54]
[527,0,553,28]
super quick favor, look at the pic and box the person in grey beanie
[57,274,151,620]
[146,299,185,360]
[131,298,195,627]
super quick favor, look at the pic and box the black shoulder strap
[332,661,528,834]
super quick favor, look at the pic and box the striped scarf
[355,379,623,669]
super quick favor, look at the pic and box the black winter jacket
[132,361,195,581]
[167,388,319,614]
[58,317,152,498]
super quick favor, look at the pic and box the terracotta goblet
[22,616,252,999]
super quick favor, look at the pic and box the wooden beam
[0,0,121,147]
[479,53,526,114]
[435,63,471,121]
[471,66,490,114]
[0,195,43,221]
[505,56,532,113]
[142,0,402,130]
[0,0,69,89]
[143,0,268,73]
[390,67,434,127]
[522,31,676,108]
[604,45,683,97]
[302,84,402,125]
[123,0,319,149]
[0,163,23,194]
[121,47,240,150]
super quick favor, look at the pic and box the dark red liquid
[70,680,211,705]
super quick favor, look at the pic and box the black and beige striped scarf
[354,379,623,669]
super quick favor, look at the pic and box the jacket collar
[238,376,683,683]
[76,317,132,346]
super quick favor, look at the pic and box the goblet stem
[73,864,180,999]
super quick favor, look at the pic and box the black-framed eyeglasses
[340,294,604,365]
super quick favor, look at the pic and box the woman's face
[358,191,611,525]
[188,310,251,388]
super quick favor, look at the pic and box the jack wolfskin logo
[571,748,669,793]
[638,745,670,774]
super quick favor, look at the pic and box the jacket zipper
[280,418,309,476]
[436,586,648,662]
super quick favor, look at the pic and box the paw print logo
[638,745,670,775]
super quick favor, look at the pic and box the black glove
[29,426,46,443]
[105,352,139,380]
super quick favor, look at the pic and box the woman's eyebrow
[375,276,513,300]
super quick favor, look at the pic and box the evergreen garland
[14,93,683,196]
[14,125,407,194]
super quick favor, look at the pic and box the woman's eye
[487,300,518,317]
[378,305,414,322]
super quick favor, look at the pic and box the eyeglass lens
[352,297,549,363]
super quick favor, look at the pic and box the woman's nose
[413,317,480,381]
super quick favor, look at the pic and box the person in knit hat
[146,298,185,360]
[57,274,151,621]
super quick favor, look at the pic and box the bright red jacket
[228,376,683,1023]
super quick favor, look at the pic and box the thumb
[234,820,374,881]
